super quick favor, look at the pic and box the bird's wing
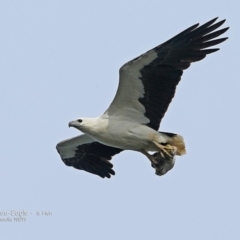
[56,134,123,178]
[104,18,228,130]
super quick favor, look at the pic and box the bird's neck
[81,117,108,136]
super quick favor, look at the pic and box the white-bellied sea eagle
[56,18,229,178]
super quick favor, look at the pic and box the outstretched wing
[104,18,229,130]
[56,134,123,178]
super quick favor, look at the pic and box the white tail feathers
[159,132,186,156]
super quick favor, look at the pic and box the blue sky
[1,0,240,239]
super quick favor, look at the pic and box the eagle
[56,18,228,178]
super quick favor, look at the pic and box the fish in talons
[151,144,177,176]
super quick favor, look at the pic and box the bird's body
[56,18,229,178]
[69,117,167,151]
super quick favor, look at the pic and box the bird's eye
[77,119,82,123]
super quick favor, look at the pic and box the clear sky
[1,0,240,239]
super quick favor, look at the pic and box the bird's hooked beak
[68,121,78,128]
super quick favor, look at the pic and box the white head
[68,118,99,134]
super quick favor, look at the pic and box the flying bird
[56,18,229,178]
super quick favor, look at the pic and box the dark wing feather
[56,135,123,178]
[139,18,229,130]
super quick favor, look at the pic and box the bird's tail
[159,131,186,156]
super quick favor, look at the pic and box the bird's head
[69,118,91,131]
[68,118,84,130]
[68,118,98,133]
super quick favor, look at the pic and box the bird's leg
[140,149,158,165]
[152,141,177,158]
